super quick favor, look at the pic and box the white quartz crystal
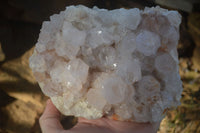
[29,5,182,123]
[136,30,161,56]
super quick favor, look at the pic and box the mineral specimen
[29,5,182,123]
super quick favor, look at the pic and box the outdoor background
[0,0,200,132]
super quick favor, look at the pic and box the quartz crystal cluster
[29,5,182,122]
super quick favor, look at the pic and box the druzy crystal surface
[29,5,182,122]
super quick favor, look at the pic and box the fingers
[104,118,155,133]
[39,99,64,133]
[107,119,158,133]
[79,117,158,133]
[65,122,111,133]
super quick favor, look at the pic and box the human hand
[39,99,159,133]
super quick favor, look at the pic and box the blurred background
[0,0,200,132]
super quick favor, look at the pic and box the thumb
[39,99,64,133]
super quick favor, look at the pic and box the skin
[39,99,160,133]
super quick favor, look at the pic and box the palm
[40,99,159,133]
[74,117,157,133]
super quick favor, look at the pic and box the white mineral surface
[29,5,182,122]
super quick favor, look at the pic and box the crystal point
[29,5,182,123]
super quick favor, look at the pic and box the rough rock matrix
[29,5,182,122]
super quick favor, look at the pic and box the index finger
[39,99,64,133]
